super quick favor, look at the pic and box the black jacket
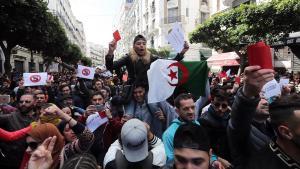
[200,106,231,161]
[246,140,300,169]
[227,89,275,169]
[105,53,184,85]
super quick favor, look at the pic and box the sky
[69,0,122,46]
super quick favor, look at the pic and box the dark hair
[101,86,111,96]
[92,79,103,86]
[61,153,98,169]
[133,34,146,44]
[174,123,210,153]
[269,94,300,136]
[21,93,36,100]
[133,82,148,90]
[174,93,193,108]
[90,91,105,101]
[213,89,229,101]
[111,95,124,106]
[59,84,71,92]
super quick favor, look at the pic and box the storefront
[207,52,240,73]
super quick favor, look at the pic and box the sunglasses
[19,100,31,104]
[174,155,205,166]
[26,142,40,150]
[213,102,228,109]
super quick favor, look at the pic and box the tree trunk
[234,50,247,75]
[0,41,13,76]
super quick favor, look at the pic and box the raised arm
[227,66,274,168]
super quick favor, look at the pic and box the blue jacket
[162,119,200,163]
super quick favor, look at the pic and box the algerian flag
[147,59,178,103]
[147,59,208,103]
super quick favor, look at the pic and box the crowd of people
[0,35,300,169]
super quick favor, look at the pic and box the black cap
[133,34,146,44]
[174,123,210,152]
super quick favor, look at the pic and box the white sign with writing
[166,22,185,53]
[262,79,281,99]
[279,78,289,88]
[77,65,95,80]
[23,73,48,86]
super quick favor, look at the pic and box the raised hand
[28,136,57,169]
[242,66,274,97]
[180,41,189,55]
[108,40,117,55]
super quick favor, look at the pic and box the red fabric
[219,71,227,79]
[99,111,106,118]
[235,77,241,84]
[103,117,123,150]
[0,125,31,142]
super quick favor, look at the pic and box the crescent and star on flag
[167,62,189,86]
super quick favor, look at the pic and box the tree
[148,47,171,58]
[80,57,92,66]
[63,43,83,65]
[189,0,300,70]
[0,0,79,74]
[0,0,52,74]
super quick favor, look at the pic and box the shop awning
[207,52,240,66]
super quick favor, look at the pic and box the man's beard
[19,105,34,114]
[291,134,300,149]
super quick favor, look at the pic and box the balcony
[232,0,255,7]
[163,15,185,24]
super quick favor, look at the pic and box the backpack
[115,150,153,169]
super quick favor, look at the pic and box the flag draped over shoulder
[147,59,208,103]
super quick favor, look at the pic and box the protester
[200,90,231,162]
[163,123,211,169]
[125,83,177,138]
[162,93,223,169]
[105,34,189,85]
[227,66,275,169]
[103,118,166,169]
[0,94,39,169]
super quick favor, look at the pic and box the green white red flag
[147,59,208,103]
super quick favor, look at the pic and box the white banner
[76,65,95,80]
[23,72,48,86]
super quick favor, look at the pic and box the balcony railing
[163,15,185,24]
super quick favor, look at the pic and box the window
[39,63,44,72]
[186,8,189,17]
[168,7,179,23]
[200,12,209,23]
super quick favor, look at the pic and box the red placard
[113,30,121,42]
[247,41,273,69]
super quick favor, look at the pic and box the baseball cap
[121,118,148,162]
